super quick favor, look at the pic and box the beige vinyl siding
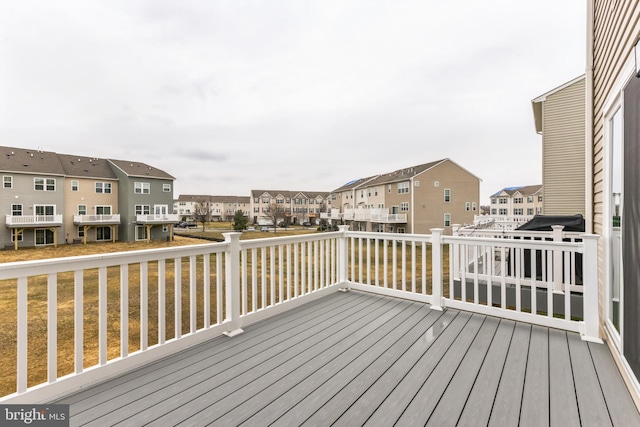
[542,77,586,216]
[592,0,640,378]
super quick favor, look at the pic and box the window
[374,187,378,196]
[11,230,23,242]
[491,198,497,205]
[444,213,451,227]
[527,196,534,203]
[134,182,150,194]
[163,184,171,192]
[400,202,409,212]
[11,204,22,216]
[277,198,284,204]
[538,195,543,202]
[472,202,477,211]
[96,227,112,241]
[3,176,12,189]
[34,178,55,191]
[71,180,79,191]
[444,189,451,202]
[398,182,410,194]
[135,226,147,241]
[465,202,470,211]
[499,198,508,204]
[527,208,534,215]
[95,182,112,194]
[514,197,523,204]
[263,197,270,204]
[35,205,55,216]
[398,228,406,233]
[514,208,524,215]
[388,185,391,193]
[499,208,508,215]
[78,227,84,238]
[78,205,87,215]
[35,229,55,246]
[491,209,497,215]
[96,206,111,215]
[135,205,150,215]
[254,197,259,203]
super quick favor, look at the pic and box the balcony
[136,214,180,224]
[0,228,638,423]
[73,214,121,225]
[5,214,63,227]
[342,208,408,223]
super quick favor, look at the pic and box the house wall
[542,78,586,216]
[410,161,479,234]
[1,174,66,248]
[63,177,119,242]
[592,0,640,405]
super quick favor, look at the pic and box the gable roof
[531,75,585,133]
[108,159,175,180]
[57,153,118,180]
[491,184,542,197]
[0,146,66,176]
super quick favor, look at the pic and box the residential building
[174,195,250,221]
[532,75,586,216]
[328,159,480,234]
[0,147,66,249]
[589,0,640,404]
[58,154,120,244]
[489,185,543,217]
[250,190,332,226]
[108,159,176,242]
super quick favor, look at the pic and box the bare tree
[193,199,210,231]
[264,200,288,233]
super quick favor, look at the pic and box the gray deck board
[52,290,640,427]
[520,325,550,427]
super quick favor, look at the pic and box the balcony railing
[5,214,63,227]
[136,214,180,224]
[0,226,599,403]
[73,214,121,225]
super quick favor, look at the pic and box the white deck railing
[0,226,599,403]
[6,215,63,226]
[136,214,180,223]
[73,214,121,224]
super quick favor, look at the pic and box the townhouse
[532,75,586,216]
[250,190,332,226]
[1,148,66,249]
[0,146,176,248]
[174,195,251,222]
[108,159,176,242]
[329,159,480,235]
[489,185,543,217]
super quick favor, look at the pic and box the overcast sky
[1,0,586,203]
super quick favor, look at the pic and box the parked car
[246,226,256,231]
[184,222,197,228]
[277,222,287,227]
[175,221,186,228]
[260,226,269,232]
[302,221,311,227]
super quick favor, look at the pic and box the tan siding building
[590,0,640,405]
[532,76,586,216]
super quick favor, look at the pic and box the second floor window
[4,176,13,189]
[513,197,523,204]
[78,205,87,215]
[11,204,22,216]
[71,180,79,191]
[400,202,409,212]
[444,189,451,203]
[398,182,410,194]
[35,178,56,191]
[163,184,171,192]
[134,182,150,194]
[444,213,451,227]
[95,182,112,193]
[96,206,112,215]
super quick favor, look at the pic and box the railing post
[552,225,565,293]
[337,225,350,291]
[223,232,244,337]
[430,228,444,311]
[581,234,602,342]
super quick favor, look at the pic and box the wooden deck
[56,290,639,426]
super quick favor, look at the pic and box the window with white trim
[135,226,147,241]
[135,205,150,215]
[11,204,22,216]
[34,178,56,191]
[134,182,150,194]
[444,189,451,202]
[3,176,12,189]
[465,202,470,211]
[398,182,410,194]
[71,180,79,191]
[444,213,451,227]
[400,202,409,212]
[96,226,112,241]
[78,205,87,215]
[163,184,171,192]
